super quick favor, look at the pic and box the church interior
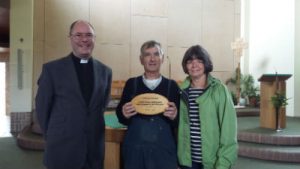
[0,0,300,169]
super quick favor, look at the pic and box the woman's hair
[182,45,213,74]
[140,40,164,58]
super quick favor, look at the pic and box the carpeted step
[17,125,45,150]
[238,141,300,163]
[237,117,300,145]
[236,107,260,117]
[237,116,300,163]
[238,130,300,146]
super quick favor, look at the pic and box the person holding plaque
[116,40,180,169]
[177,45,237,169]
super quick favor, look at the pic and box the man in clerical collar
[36,20,112,169]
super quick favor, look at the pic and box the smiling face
[186,58,206,79]
[69,21,95,59]
[140,46,164,75]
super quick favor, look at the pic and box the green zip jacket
[177,75,238,169]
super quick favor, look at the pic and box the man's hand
[163,102,177,120]
[122,102,137,119]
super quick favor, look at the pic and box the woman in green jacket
[177,45,237,169]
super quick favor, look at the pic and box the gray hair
[140,40,164,58]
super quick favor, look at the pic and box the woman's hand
[163,102,177,120]
[122,102,137,119]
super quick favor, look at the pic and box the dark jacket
[35,54,112,169]
[116,76,180,169]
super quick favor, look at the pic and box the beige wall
[10,0,33,112]
[10,0,240,110]
[33,0,240,80]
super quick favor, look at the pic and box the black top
[72,54,94,105]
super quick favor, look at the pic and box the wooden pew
[110,80,126,99]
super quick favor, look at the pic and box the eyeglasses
[70,33,95,40]
[142,51,161,58]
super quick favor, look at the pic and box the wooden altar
[104,127,126,169]
[104,112,126,169]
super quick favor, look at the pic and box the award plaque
[131,93,169,115]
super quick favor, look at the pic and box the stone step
[238,141,300,163]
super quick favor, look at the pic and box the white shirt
[142,75,162,90]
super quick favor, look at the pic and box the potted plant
[230,91,238,105]
[226,72,259,107]
[271,92,289,131]
[248,92,260,107]
[226,67,243,106]
[240,74,260,107]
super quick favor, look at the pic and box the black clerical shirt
[72,54,94,106]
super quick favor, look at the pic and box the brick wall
[10,111,32,135]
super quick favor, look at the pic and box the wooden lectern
[258,74,291,129]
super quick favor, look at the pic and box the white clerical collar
[80,59,89,64]
[142,75,162,90]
